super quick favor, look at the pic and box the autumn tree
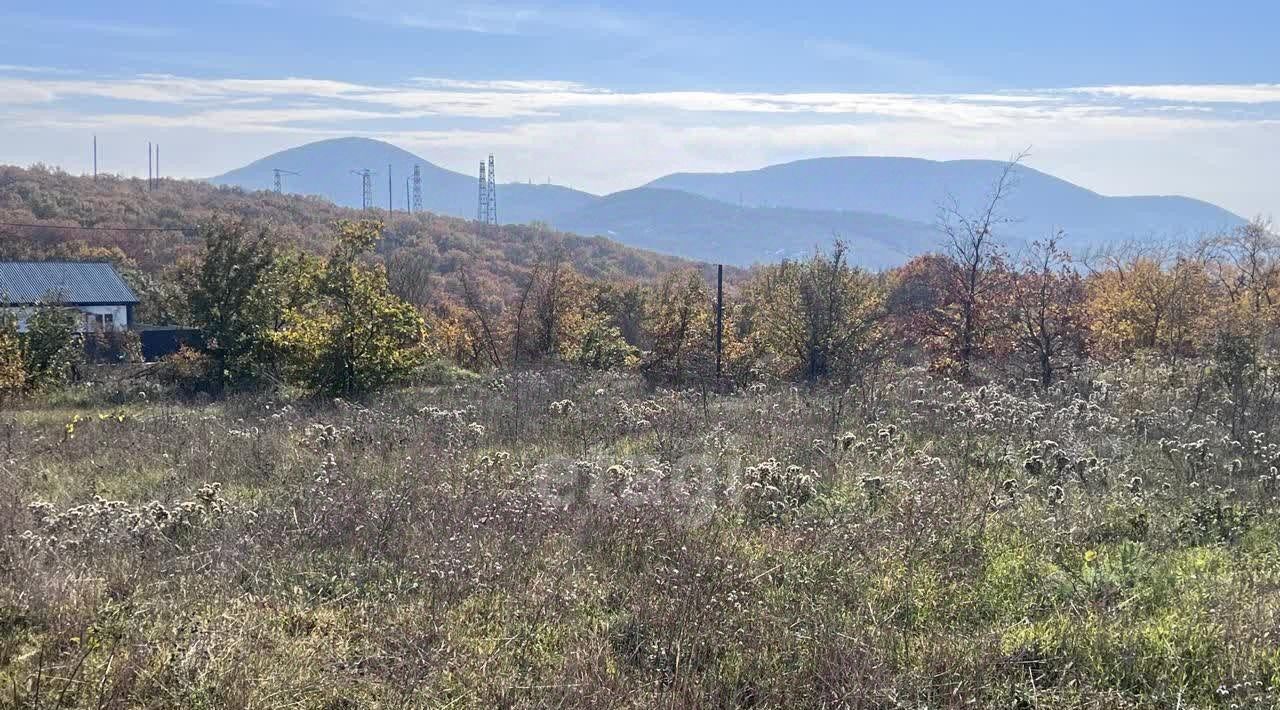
[934,154,1023,379]
[423,302,486,368]
[1004,233,1088,387]
[744,242,885,382]
[186,219,279,384]
[0,310,26,397]
[1200,218,1280,345]
[642,269,717,385]
[1086,242,1216,358]
[517,252,587,363]
[593,281,647,349]
[458,266,505,370]
[20,304,80,391]
[386,246,438,307]
[889,252,1011,376]
[274,220,426,395]
[890,156,1022,378]
[568,310,637,370]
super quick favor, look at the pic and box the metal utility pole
[486,154,497,225]
[92,136,97,179]
[272,168,300,193]
[155,145,159,188]
[715,264,724,377]
[147,142,152,190]
[412,164,423,213]
[405,177,411,213]
[477,161,488,223]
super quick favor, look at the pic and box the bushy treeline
[160,205,1280,412]
[6,161,1280,406]
[0,308,140,398]
[438,213,1280,393]
[153,218,424,396]
[0,164,701,323]
[363,162,1280,397]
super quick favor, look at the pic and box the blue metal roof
[0,262,139,305]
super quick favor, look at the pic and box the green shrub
[273,221,426,395]
[0,310,24,397]
[20,304,80,390]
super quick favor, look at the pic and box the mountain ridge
[552,187,940,269]
[209,137,598,225]
[210,138,1248,266]
[647,156,1245,252]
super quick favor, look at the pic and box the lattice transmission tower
[351,169,374,209]
[412,164,423,213]
[273,168,299,194]
[486,154,497,225]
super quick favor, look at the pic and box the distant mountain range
[210,137,1247,267]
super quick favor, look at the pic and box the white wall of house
[4,304,129,333]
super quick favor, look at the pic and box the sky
[1,0,1277,218]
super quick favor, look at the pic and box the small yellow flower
[1084,549,1098,563]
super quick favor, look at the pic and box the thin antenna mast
[387,164,393,216]
[92,136,97,179]
[147,142,152,190]
[477,161,488,223]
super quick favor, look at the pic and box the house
[0,261,139,332]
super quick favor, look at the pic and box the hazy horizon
[1,1,1277,218]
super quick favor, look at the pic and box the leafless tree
[1008,232,1087,388]
[937,149,1026,379]
[385,247,437,306]
[1200,217,1280,316]
[459,266,504,369]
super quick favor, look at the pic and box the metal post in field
[715,264,724,378]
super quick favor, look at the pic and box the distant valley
[210,137,1247,267]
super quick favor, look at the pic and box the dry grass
[2,363,1279,708]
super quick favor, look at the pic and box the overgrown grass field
[3,363,1280,708]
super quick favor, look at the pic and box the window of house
[87,313,115,330]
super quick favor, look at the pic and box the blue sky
[2,1,1278,217]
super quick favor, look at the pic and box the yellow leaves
[64,413,84,439]
[272,220,427,394]
[95,409,128,423]
[740,249,886,380]
[0,311,25,397]
[332,218,382,254]
[1086,255,1217,358]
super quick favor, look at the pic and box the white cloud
[344,1,667,38]
[1,68,1277,218]
[0,72,1138,125]
[1071,84,1280,104]
[408,77,594,92]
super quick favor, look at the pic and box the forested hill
[0,165,711,313]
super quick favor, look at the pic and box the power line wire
[0,222,199,234]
